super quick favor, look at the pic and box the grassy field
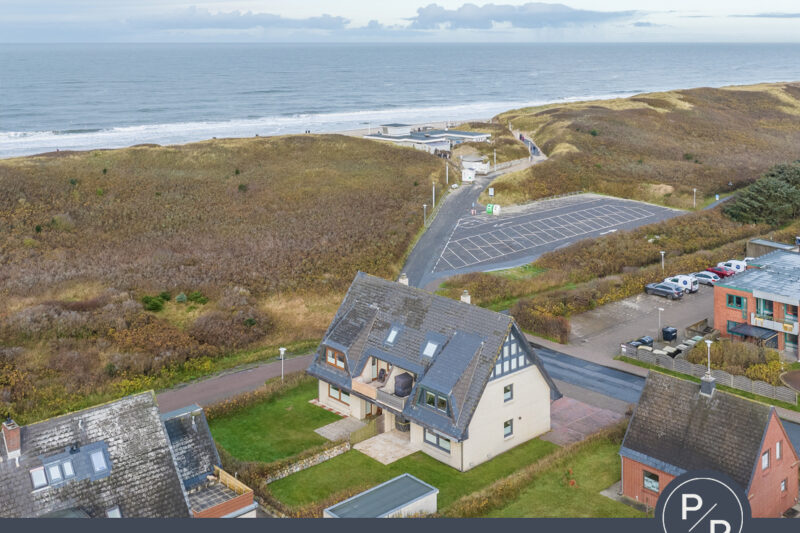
[208,378,339,463]
[484,82,800,209]
[268,438,558,511]
[452,121,530,163]
[0,134,445,422]
[485,438,645,518]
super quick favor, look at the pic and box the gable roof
[0,392,191,518]
[620,372,773,490]
[161,405,221,490]
[307,272,560,440]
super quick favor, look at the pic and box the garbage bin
[662,327,678,342]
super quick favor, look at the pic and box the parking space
[432,194,679,275]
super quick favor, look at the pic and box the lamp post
[704,339,713,375]
[423,204,427,226]
[432,182,436,207]
[494,149,497,172]
[693,188,697,209]
[658,307,664,340]
[660,251,665,272]
[279,347,286,381]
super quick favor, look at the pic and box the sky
[3,1,800,42]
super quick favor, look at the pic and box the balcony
[189,466,255,518]
[377,389,407,411]
[750,313,799,335]
[351,371,411,412]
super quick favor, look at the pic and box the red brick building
[620,372,799,517]
[713,250,800,361]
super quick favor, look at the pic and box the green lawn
[269,438,558,510]
[208,379,340,462]
[487,439,646,518]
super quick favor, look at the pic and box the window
[517,355,525,368]
[727,294,744,309]
[644,471,660,493]
[503,345,509,358]
[503,360,509,372]
[786,305,798,322]
[328,384,350,405]
[511,343,517,355]
[504,384,513,402]
[436,396,448,413]
[386,327,399,345]
[423,429,451,453]
[325,348,345,369]
[91,450,108,473]
[781,479,787,492]
[422,341,438,357]
[30,467,47,489]
[757,298,773,318]
[62,460,74,478]
[504,419,513,438]
[777,440,782,460]
[511,358,517,370]
[762,450,770,471]
[106,506,122,518]
[47,464,63,483]
[727,320,743,336]
[426,391,436,407]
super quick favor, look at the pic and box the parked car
[645,282,684,300]
[663,275,699,293]
[635,336,654,347]
[717,260,747,273]
[707,265,735,278]
[692,271,720,286]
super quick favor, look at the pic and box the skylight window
[30,467,47,489]
[90,450,108,473]
[422,341,438,357]
[386,327,400,345]
[62,460,75,478]
[106,506,122,518]
[48,464,63,483]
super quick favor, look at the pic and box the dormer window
[422,341,438,357]
[421,388,448,414]
[386,327,400,345]
[325,348,346,369]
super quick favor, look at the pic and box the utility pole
[423,204,427,226]
[658,307,664,340]
[446,164,449,185]
[494,149,497,172]
[660,251,665,272]
[279,347,286,381]
[432,182,436,207]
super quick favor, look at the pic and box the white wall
[461,364,551,470]
[410,422,463,470]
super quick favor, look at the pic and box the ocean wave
[0,92,641,159]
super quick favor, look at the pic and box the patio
[542,397,625,446]
[354,430,421,464]
[315,417,366,441]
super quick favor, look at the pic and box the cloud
[632,22,663,27]
[407,2,636,30]
[131,7,349,31]
[729,12,800,18]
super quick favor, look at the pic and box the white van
[664,275,699,293]
[717,260,747,273]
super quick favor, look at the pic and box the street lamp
[493,149,497,172]
[279,347,286,381]
[693,188,697,209]
[658,307,665,340]
[660,251,665,272]
[704,339,713,375]
[423,204,427,226]
[432,182,436,207]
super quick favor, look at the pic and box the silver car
[692,271,720,286]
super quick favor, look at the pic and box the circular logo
[656,471,750,533]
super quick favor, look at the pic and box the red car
[707,265,735,278]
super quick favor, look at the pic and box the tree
[724,176,800,226]
[763,160,800,188]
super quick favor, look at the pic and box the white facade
[461,156,490,174]
[461,167,476,182]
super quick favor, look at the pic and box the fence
[493,157,531,172]
[263,442,351,484]
[621,344,798,404]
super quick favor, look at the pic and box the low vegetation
[486,83,800,209]
[452,121,530,164]
[685,339,785,386]
[0,135,445,422]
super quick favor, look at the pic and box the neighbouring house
[620,372,799,517]
[306,272,561,472]
[0,393,256,518]
[323,474,438,518]
[460,154,491,175]
[746,238,799,259]
[714,249,800,361]
[363,123,491,156]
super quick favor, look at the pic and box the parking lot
[432,194,680,275]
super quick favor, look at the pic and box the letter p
[682,494,703,520]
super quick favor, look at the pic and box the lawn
[486,438,646,518]
[208,378,340,463]
[269,437,558,510]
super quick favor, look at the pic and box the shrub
[158,291,171,301]
[189,287,274,348]
[745,361,785,385]
[724,176,800,226]
[187,291,209,304]
[141,295,165,312]
[175,292,188,303]
[238,183,248,192]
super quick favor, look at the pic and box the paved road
[402,159,537,288]
[156,354,314,413]
[534,342,800,455]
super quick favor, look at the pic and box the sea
[2,43,800,159]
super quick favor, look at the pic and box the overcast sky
[3,1,800,42]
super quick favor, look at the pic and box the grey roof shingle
[0,392,191,518]
[307,272,560,440]
[621,372,772,490]
[161,405,221,490]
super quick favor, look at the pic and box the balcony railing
[376,389,407,411]
[750,313,799,335]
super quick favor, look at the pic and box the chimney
[700,372,716,397]
[461,290,471,305]
[2,419,21,460]
[398,273,409,286]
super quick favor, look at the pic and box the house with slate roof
[0,392,256,518]
[620,372,799,517]
[307,272,561,471]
